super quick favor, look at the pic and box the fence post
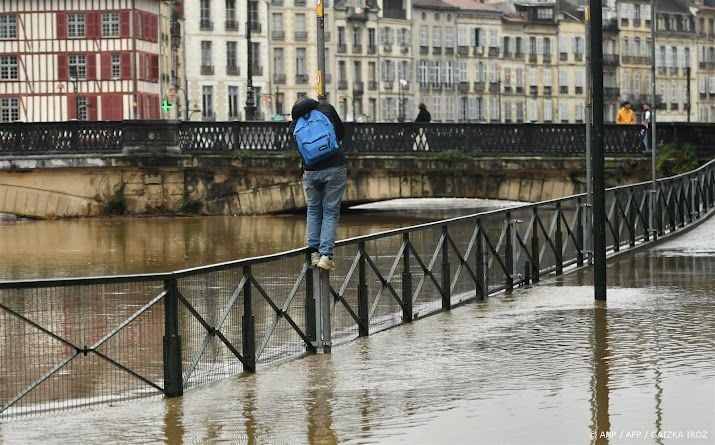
[475,219,487,299]
[163,276,183,397]
[505,212,514,291]
[402,233,413,322]
[358,242,369,336]
[643,189,650,242]
[628,191,636,247]
[320,269,332,353]
[305,252,317,353]
[613,192,621,252]
[441,225,451,310]
[531,207,540,283]
[691,178,699,220]
[555,203,563,276]
[242,265,256,372]
[576,197,584,267]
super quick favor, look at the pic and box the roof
[442,0,502,13]
[655,0,690,14]
[412,0,459,9]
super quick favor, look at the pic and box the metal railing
[1,160,714,418]
[0,122,713,157]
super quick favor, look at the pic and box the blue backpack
[293,109,339,166]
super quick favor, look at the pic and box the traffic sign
[162,99,172,112]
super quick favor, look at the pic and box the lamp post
[68,66,80,120]
[244,0,257,120]
[398,78,407,122]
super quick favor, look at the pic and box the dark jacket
[290,98,346,171]
[415,108,431,123]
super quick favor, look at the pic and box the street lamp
[69,65,80,120]
[244,0,257,120]
[398,78,407,122]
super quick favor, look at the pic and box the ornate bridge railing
[1,160,714,418]
[0,121,712,156]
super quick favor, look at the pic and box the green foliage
[656,143,699,176]
[426,149,473,162]
[106,185,127,215]
[232,149,254,160]
[180,192,203,214]
[280,148,302,160]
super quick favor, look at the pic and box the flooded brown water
[0,202,713,444]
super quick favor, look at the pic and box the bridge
[0,121,712,218]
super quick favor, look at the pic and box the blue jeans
[303,166,347,258]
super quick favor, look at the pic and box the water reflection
[590,301,611,445]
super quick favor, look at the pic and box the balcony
[575,86,583,95]
[574,53,583,62]
[528,54,537,63]
[401,46,410,55]
[200,20,213,31]
[347,7,368,21]
[367,45,377,55]
[489,82,499,93]
[603,54,619,66]
[368,80,378,91]
[296,74,308,84]
[338,80,348,90]
[603,19,618,32]
[383,81,394,90]
[543,86,552,96]
[700,61,715,71]
[604,87,620,98]
[560,86,568,94]
[295,31,308,41]
[530,85,538,95]
[271,0,283,5]
[432,47,441,55]
[658,67,667,75]
[458,82,469,93]
[294,0,306,5]
[542,55,551,64]
[200,65,214,75]
[226,65,239,76]
[352,44,363,54]
[419,46,428,55]
[474,81,485,93]
[503,86,511,93]
[272,30,285,40]
[250,22,261,33]
[560,52,568,61]
[458,46,469,56]
[516,86,524,94]
[419,82,429,92]
[488,47,499,57]
[273,73,286,84]
[383,8,406,19]
[225,20,238,31]
[670,103,679,110]
[670,67,679,75]
[353,81,364,95]
[337,44,347,54]
[251,66,263,76]
[383,45,393,54]
[202,113,216,122]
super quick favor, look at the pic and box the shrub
[656,143,698,176]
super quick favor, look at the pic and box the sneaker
[310,252,320,267]
[316,255,335,271]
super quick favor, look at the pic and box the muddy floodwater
[0,201,713,444]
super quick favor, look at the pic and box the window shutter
[121,52,132,79]
[57,12,67,39]
[101,53,111,79]
[68,95,77,120]
[87,12,99,38]
[120,11,130,37]
[151,55,159,81]
[86,53,97,80]
[58,54,68,81]
[144,14,153,41]
[88,96,98,120]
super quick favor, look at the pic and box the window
[111,53,121,78]
[559,68,567,87]
[432,26,441,47]
[200,0,211,28]
[77,96,88,120]
[559,102,569,122]
[202,86,214,119]
[102,12,120,37]
[419,60,428,85]
[544,100,552,121]
[529,68,537,86]
[272,13,283,32]
[226,0,236,24]
[368,28,376,48]
[296,48,306,75]
[221,42,235,69]
[0,97,19,121]
[0,15,17,39]
[338,27,346,46]
[201,41,213,67]
[274,48,284,75]
[543,69,551,86]
[444,27,454,48]
[528,99,538,122]
[69,55,86,79]
[634,73,640,93]
[575,102,584,122]
[228,86,239,119]
[354,61,362,81]
[68,13,85,38]
[0,55,18,80]
[419,25,429,47]
[575,69,584,88]
[457,27,467,46]
[353,26,361,46]
[295,13,306,33]
[537,8,553,20]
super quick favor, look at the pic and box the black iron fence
[1,160,714,418]
[0,121,713,157]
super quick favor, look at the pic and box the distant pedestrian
[291,97,346,271]
[641,103,652,152]
[616,101,635,125]
[413,103,431,151]
[415,103,431,123]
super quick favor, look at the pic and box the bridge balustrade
[0,121,712,157]
[1,159,714,418]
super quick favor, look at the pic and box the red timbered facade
[0,0,162,122]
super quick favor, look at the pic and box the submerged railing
[1,160,714,418]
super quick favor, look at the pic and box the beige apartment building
[694,2,715,122]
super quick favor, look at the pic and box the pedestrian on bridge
[291,97,346,271]
[413,103,431,151]
[616,101,637,151]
